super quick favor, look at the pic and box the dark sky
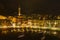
[0,0,60,16]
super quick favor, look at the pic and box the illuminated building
[57,15,60,19]
[0,15,7,19]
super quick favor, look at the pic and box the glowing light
[31,26,39,28]
[12,17,17,23]
[21,23,27,28]
[13,29,16,32]
[40,27,48,29]
[34,30,37,32]
[54,21,57,25]
[12,23,16,28]
[17,29,21,32]
[52,32,57,35]
[51,27,58,30]
[2,26,7,28]
[18,35,24,38]
[26,29,29,32]
[0,15,7,19]
[2,31,8,34]
[38,30,40,32]
[44,31,46,33]
[21,29,24,32]
[11,30,14,32]
[18,7,21,16]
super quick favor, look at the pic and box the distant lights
[2,31,8,34]
[12,23,16,28]
[51,27,58,30]
[17,29,21,32]
[52,32,57,35]
[54,22,57,25]
[3,26,7,28]
[11,30,14,32]
[44,31,46,33]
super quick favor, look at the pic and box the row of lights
[1,29,57,35]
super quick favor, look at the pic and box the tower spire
[18,6,21,16]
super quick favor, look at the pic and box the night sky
[0,0,60,16]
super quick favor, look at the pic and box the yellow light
[32,26,38,28]
[3,26,7,28]
[17,29,21,32]
[38,30,40,32]
[44,31,46,33]
[52,32,57,35]
[12,23,16,28]
[34,30,37,32]
[2,31,8,34]
[51,27,58,30]
[12,17,17,23]
[21,23,27,28]
[0,15,7,19]
[18,7,21,16]
[21,29,24,32]
[13,29,16,32]
[54,22,57,25]
[31,29,34,33]
[11,30,14,32]
[26,29,29,32]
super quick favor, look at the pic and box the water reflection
[0,28,60,40]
